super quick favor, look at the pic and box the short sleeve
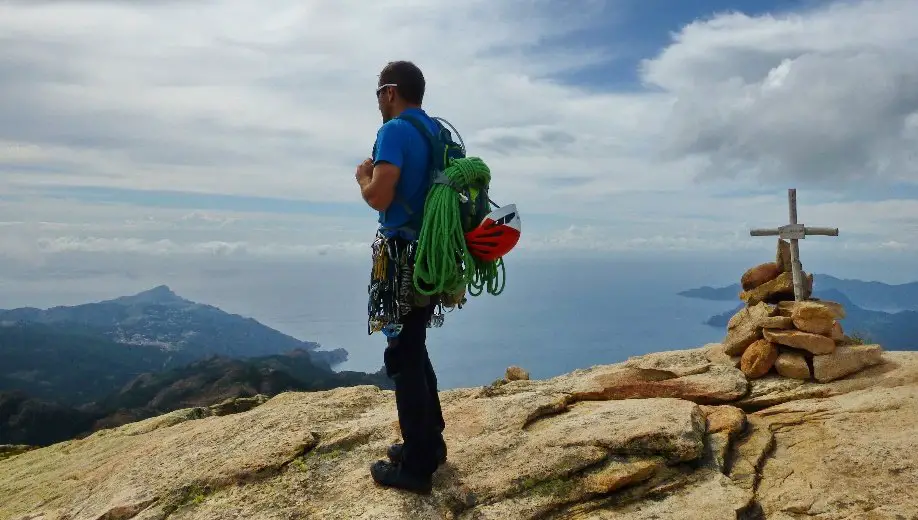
[373,121,408,168]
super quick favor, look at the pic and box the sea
[3,252,906,390]
[160,255,742,389]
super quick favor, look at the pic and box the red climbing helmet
[464,204,521,261]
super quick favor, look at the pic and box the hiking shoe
[370,460,432,494]
[387,442,447,466]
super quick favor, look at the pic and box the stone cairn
[721,239,884,383]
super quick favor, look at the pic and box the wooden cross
[749,188,839,301]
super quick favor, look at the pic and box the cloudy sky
[2,0,918,306]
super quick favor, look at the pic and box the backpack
[383,113,491,241]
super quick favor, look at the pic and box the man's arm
[358,122,405,211]
[359,162,400,212]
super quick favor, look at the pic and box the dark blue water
[417,258,736,388]
[3,252,907,389]
[177,256,737,389]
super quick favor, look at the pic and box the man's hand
[356,158,374,186]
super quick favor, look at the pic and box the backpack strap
[377,115,439,240]
[378,114,468,239]
[399,114,471,197]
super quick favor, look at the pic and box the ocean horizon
[75,255,771,389]
[2,253,913,390]
[181,254,917,389]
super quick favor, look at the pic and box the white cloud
[0,0,638,208]
[0,0,917,269]
[644,0,918,184]
[33,235,368,258]
[0,196,375,261]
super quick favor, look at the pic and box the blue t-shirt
[373,108,439,239]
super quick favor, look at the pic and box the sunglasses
[376,83,397,98]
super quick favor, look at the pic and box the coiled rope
[412,157,506,297]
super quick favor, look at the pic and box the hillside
[0,302,390,447]
[91,350,392,424]
[0,391,100,447]
[2,344,915,519]
[0,347,391,447]
[0,285,347,367]
[0,321,198,406]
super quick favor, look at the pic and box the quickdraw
[367,232,448,337]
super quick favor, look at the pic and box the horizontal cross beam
[748,188,840,301]
[749,225,839,240]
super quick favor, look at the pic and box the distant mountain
[679,274,918,312]
[0,322,391,446]
[703,288,917,349]
[0,285,347,367]
[0,288,392,447]
[816,275,918,311]
[678,284,740,301]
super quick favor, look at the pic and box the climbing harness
[366,113,522,337]
[367,233,447,336]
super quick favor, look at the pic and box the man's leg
[371,303,440,491]
[423,348,446,444]
[387,306,447,464]
[388,331,446,465]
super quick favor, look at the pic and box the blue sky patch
[546,0,831,91]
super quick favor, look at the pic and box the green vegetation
[0,444,35,461]
[161,483,211,515]
[0,322,196,405]
[0,391,101,446]
[847,331,871,345]
[0,312,392,446]
[291,457,309,472]
[518,475,577,498]
[531,477,577,497]
[309,448,346,461]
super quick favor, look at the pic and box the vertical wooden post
[787,189,805,301]
[750,189,838,302]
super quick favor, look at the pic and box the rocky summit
[1,341,916,519]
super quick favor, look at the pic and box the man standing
[355,60,447,494]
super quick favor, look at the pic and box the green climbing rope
[412,156,506,297]
[468,256,506,296]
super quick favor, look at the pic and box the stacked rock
[721,239,884,383]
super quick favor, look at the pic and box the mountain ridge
[0,285,347,366]
[105,284,189,306]
[0,288,390,447]
[0,321,391,447]
[679,273,918,311]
